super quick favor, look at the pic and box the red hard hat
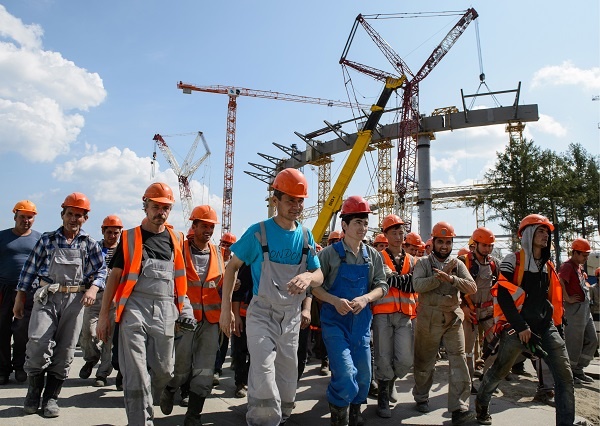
[373,233,388,244]
[328,230,342,242]
[571,238,591,253]
[404,232,423,246]
[13,200,37,215]
[431,221,456,238]
[143,182,175,205]
[381,214,404,232]
[518,214,554,238]
[220,232,237,244]
[472,227,495,244]
[62,192,91,211]
[340,196,371,215]
[272,168,308,198]
[189,205,219,223]
[102,215,123,228]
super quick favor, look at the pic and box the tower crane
[177,82,366,236]
[340,9,478,228]
[152,132,211,223]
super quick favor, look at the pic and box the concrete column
[417,134,433,238]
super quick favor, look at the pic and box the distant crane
[152,132,211,223]
[177,82,366,236]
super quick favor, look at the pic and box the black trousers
[0,286,33,375]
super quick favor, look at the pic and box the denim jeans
[477,325,574,426]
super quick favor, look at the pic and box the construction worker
[328,230,342,245]
[424,238,433,255]
[591,267,600,352]
[312,196,387,426]
[457,227,499,394]
[476,214,574,425]
[14,193,107,418]
[558,238,597,384]
[97,182,188,426]
[219,168,323,426]
[79,215,123,387]
[412,221,477,425]
[457,247,470,257]
[372,233,388,252]
[160,205,225,425]
[416,242,426,257]
[403,231,423,257]
[372,214,416,418]
[0,201,41,385]
[231,263,253,398]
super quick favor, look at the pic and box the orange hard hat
[405,232,423,246]
[571,238,591,253]
[425,238,433,248]
[143,182,175,205]
[102,215,123,229]
[13,200,37,215]
[472,227,495,244]
[272,168,308,198]
[457,247,471,256]
[381,214,404,232]
[220,232,237,244]
[518,214,554,237]
[62,192,91,211]
[373,233,388,244]
[340,195,371,216]
[186,226,194,238]
[189,205,218,223]
[328,230,342,242]
[418,242,427,250]
[431,221,456,238]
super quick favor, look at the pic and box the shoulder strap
[333,241,346,263]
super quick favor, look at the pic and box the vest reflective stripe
[114,226,187,323]
[184,240,224,323]
[491,249,563,329]
[372,250,417,318]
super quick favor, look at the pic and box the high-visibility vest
[372,249,417,318]
[459,252,497,309]
[183,240,224,323]
[114,226,187,323]
[491,249,563,330]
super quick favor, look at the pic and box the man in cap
[558,237,597,384]
[475,214,574,425]
[412,221,477,425]
[14,193,106,417]
[97,182,188,426]
[79,215,123,387]
[0,200,41,385]
[220,168,323,426]
[159,205,225,425]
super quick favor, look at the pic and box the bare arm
[287,268,324,295]
[97,267,122,342]
[219,255,244,337]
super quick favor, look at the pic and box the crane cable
[469,19,501,109]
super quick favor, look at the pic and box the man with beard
[475,214,574,425]
[412,221,477,425]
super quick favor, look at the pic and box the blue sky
[0,1,598,250]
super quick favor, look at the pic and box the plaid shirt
[17,227,107,292]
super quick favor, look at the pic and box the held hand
[461,305,472,323]
[13,292,26,319]
[97,312,110,343]
[334,298,353,316]
[433,268,453,283]
[519,328,532,345]
[568,294,582,303]
[442,259,457,275]
[349,296,368,314]
[287,273,311,295]
[234,314,244,337]
[219,310,235,338]
[300,308,311,329]
[233,279,241,292]
[81,287,98,307]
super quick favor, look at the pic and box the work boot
[388,376,399,403]
[24,374,45,414]
[451,409,475,425]
[160,385,176,415]
[349,404,364,426]
[376,380,391,418]
[183,391,205,426]
[180,386,190,407]
[115,371,123,391]
[329,402,349,426]
[41,374,64,418]
[320,358,330,376]
[79,360,96,379]
[475,400,492,425]
[368,379,378,397]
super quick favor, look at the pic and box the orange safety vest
[114,226,187,323]
[184,240,224,323]
[372,250,417,318]
[491,249,563,331]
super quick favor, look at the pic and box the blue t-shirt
[0,228,42,287]
[231,218,320,296]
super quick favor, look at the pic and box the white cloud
[0,6,106,162]
[52,146,223,231]
[527,113,567,137]
[531,61,600,91]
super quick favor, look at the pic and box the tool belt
[40,279,85,293]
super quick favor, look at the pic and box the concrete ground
[0,349,597,425]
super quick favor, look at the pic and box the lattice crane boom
[177,81,367,235]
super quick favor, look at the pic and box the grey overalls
[246,222,308,426]
[118,249,178,426]
[26,243,86,380]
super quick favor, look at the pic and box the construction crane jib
[177,81,364,236]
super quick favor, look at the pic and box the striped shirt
[17,227,107,292]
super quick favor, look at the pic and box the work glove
[526,332,548,358]
[176,317,197,332]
